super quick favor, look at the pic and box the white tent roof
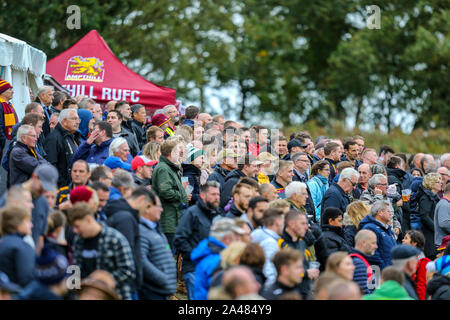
[0,33,47,119]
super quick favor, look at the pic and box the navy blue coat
[9,141,49,186]
[0,234,36,288]
[182,163,202,207]
[207,165,231,190]
[350,248,374,295]
[359,215,396,269]
[220,169,246,208]
[321,183,351,224]
[71,138,114,166]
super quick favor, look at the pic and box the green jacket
[363,281,414,300]
[152,155,188,234]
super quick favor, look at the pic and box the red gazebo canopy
[46,30,176,111]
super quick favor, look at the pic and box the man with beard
[225,182,254,219]
[173,181,221,300]
[241,196,269,231]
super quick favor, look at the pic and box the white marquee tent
[0,33,46,120]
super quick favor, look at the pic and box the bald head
[354,229,378,256]
[358,163,371,185]
[327,280,362,300]
[437,167,449,185]
[198,113,213,127]
[222,266,260,299]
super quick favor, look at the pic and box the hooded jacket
[71,137,114,165]
[103,198,142,292]
[207,165,231,189]
[44,123,81,187]
[363,280,414,300]
[314,224,351,269]
[191,237,226,300]
[77,109,93,140]
[182,163,202,206]
[220,169,247,208]
[152,155,188,234]
[307,174,329,222]
[359,215,396,269]
[426,274,450,300]
[386,167,407,194]
[174,198,219,275]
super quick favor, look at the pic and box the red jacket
[412,256,431,300]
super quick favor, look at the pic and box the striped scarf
[0,97,18,140]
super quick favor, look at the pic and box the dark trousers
[165,233,176,254]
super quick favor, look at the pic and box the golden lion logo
[65,56,105,82]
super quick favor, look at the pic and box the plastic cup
[309,261,320,270]
[402,189,411,202]
[181,177,189,184]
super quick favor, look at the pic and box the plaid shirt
[73,224,136,300]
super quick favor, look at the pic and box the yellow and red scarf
[0,97,18,140]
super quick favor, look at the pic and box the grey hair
[17,124,34,142]
[370,200,390,217]
[368,174,387,188]
[111,169,134,189]
[209,218,236,242]
[109,138,128,156]
[285,181,307,199]
[338,167,359,182]
[392,257,415,270]
[162,105,176,113]
[58,108,77,123]
[153,109,165,116]
[440,153,450,164]
[291,152,308,163]
[37,85,53,97]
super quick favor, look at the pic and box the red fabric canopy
[46,30,176,111]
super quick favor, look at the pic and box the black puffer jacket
[182,163,202,206]
[220,169,247,208]
[104,198,142,292]
[426,274,450,300]
[416,185,440,259]
[173,198,219,274]
[314,224,351,270]
[130,119,146,150]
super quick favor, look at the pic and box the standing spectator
[261,248,304,300]
[106,110,139,157]
[182,147,206,206]
[191,218,244,300]
[315,208,351,269]
[324,251,355,282]
[342,139,362,169]
[162,104,181,128]
[142,142,161,161]
[361,148,378,166]
[241,197,269,232]
[55,160,90,207]
[250,208,285,284]
[434,183,450,250]
[16,246,69,300]
[131,155,157,187]
[426,255,450,300]
[402,230,431,300]
[378,145,395,167]
[285,181,309,214]
[343,201,371,248]
[182,105,199,127]
[44,109,81,187]
[71,121,114,166]
[256,152,278,184]
[137,188,177,300]
[259,183,279,202]
[225,182,254,219]
[174,181,221,300]
[307,160,330,223]
[248,125,269,157]
[363,266,413,300]
[105,138,132,172]
[146,126,165,144]
[115,101,133,131]
[198,113,213,128]
[208,148,238,189]
[239,243,267,289]
[152,139,188,249]
[350,230,378,294]
[321,168,359,224]
[90,165,113,187]
[416,172,442,260]
[0,205,36,288]
[220,154,261,208]
[68,202,136,300]
[273,136,288,160]
[391,244,420,300]
[386,156,408,194]
[437,167,449,198]
[271,160,295,199]
[130,104,147,150]
[291,152,311,183]
[323,142,342,181]
[151,113,175,139]
[359,200,397,269]
[219,266,264,300]
[354,163,371,199]
[283,139,306,161]
[0,80,18,157]
[34,86,54,138]
[9,125,48,186]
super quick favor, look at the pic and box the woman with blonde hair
[210,241,248,288]
[325,251,355,281]
[200,143,217,185]
[416,172,442,260]
[343,201,371,248]
[142,142,161,161]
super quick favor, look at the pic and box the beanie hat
[70,186,94,204]
[0,80,12,94]
[426,255,450,276]
[151,113,170,127]
[185,147,204,164]
[35,246,69,285]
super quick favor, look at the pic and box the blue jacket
[139,219,177,298]
[207,165,231,190]
[191,237,226,300]
[71,138,114,165]
[307,174,329,222]
[321,182,350,224]
[9,141,49,186]
[359,215,396,269]
[0,233,36,288]
[16,281,62,300]
[77,109,94,140]
[350,248,374,295]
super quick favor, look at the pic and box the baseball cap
[391,244,421,260]
[131,155,158,171]
[0,271,21,293]
[210,218,246,235]
[287,139,308,152]
[34,164,59,192]
[257,152,278,162]
[217,149,238,162]
[104,156,132,172]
